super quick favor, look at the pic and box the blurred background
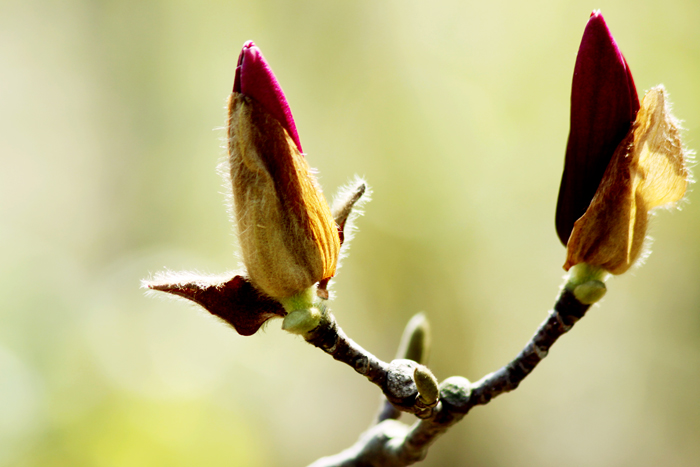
[2,0,699,465]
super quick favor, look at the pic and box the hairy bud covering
[228,92,340,300]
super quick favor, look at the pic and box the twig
[307,287,593,467]
[304,307,430,413]
[376,313,431,423]
[468,287,590,406]
[305,308,390,389]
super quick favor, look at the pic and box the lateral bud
[414,364,440,407]
[395,312,431,365]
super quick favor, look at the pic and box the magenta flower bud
[233,40,302,152]
[145,41,350,337]
[555,11,640,246]
[556,12,690,276]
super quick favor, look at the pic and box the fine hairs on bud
[142,270,233,295]
[332,176,372,264]
[143,270,288,336]
[311,177,371,301]
[216,153,240,254]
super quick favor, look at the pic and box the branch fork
[304,279,601,467]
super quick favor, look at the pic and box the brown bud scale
[228,93,340,299]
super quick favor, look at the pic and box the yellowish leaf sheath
[564,86,689,274]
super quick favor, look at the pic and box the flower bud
[228,41,340,300]
[145,42,345,337]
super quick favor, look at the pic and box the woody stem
[303,307,430,415]
[307,287,593,467]
[304,308,390,388]
[467,287,591,405]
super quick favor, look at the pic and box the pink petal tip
[233,41,303,152]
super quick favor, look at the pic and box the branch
[376,313,431,423]
[468,286,590,406]
[304,306,437,415]
[307,286,596,467]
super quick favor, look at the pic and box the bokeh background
[2,0,700,465]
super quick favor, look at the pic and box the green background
[2,0,699,465]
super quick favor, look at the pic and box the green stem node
[280,288,323,335]
[565,263,609,305]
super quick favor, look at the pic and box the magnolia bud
[228,42,340,301]
[557,13,690,275]
[145,41,343,337]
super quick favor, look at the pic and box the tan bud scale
[564,86,689,274]
[228,93,340,300]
